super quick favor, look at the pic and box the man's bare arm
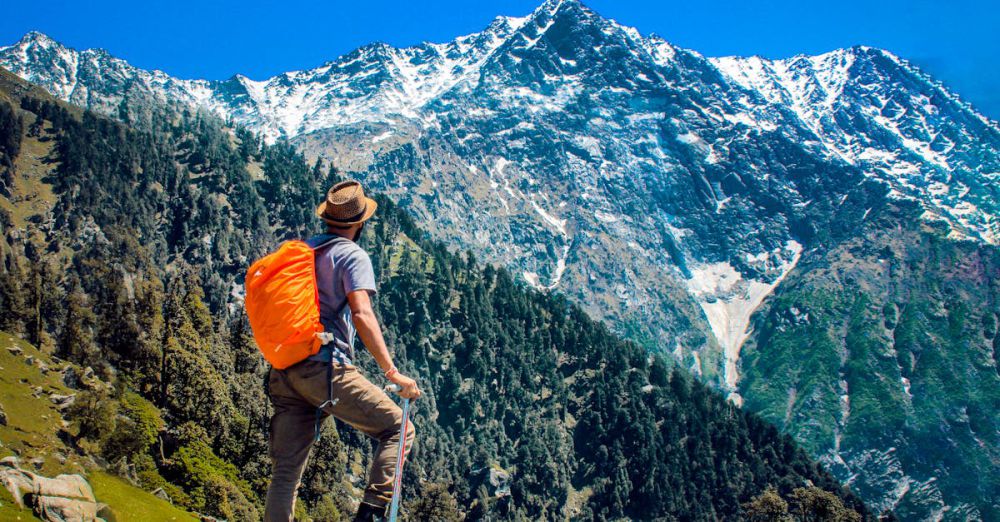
[348,289,421,399]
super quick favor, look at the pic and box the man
[264,180,421,522]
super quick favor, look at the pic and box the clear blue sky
[2,0,998,119]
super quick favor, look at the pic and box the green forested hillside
[0,68,868,520]
[740,202,1000,519]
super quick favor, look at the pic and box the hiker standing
[261,180,421,522]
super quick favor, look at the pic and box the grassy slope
[90,472,197,522]
[0,332,85,475]
[0,68,64,265]
[0,333,197,521]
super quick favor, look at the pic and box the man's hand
[388,371,422,399]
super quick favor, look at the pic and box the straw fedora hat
[316,180,378,227]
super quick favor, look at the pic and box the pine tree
[744,486,793,522]
[59,275,98,367]
[790,487,862,522]
[0,246,29,333]
[410,482,462,521]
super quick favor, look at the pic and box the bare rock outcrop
[0,456,113,522]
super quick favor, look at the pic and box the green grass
[0,333,72,521]
[0,112,59,230]
[0,332,81,476]
[89,471,198,522]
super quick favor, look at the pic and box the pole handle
[385,383,402,394]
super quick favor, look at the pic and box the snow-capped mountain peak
[712,46,999,244]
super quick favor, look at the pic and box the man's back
[307,234,377,362]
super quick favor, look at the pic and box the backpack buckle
[316,332,336,345]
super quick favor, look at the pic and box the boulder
[7,345,23,356]
[63,366,81,389]
[0,402,7,426]
[2,468,96,504]
[50,393,76,411]
[62,366,109,392]
[34,494,104,522]
[0,461,108,522]
[97,504,116,522]
[107,458,138,486]
[488,467,511,498]
[151,487,172,503]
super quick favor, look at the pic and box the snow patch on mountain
[371,131,393,143]
[685,241,803,406]
[530,198,568,236]
[593,210,618,223]
[523,244,571,291]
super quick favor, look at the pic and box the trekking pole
[384,383,411,522]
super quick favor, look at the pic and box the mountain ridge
[7,4,996,132]
[2,3,996,244]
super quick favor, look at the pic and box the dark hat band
[323,201,367,224]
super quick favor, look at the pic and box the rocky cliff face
[2,0,997,517]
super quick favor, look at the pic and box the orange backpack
[244,239,338,369]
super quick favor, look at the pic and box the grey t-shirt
[306,234,377,363]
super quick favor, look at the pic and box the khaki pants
[264,360,415,522]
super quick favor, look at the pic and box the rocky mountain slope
[2,0,997,518]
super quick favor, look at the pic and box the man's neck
[326,229,356,242]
